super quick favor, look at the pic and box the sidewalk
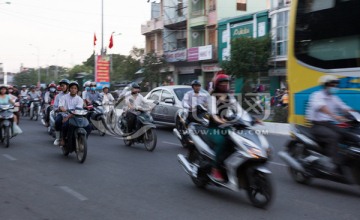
[252,122,290,135]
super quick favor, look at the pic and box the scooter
[278,111,360,186]
[177,112,273,208]
[173,104,209,148]
[119,100,158,152]
[88,100,106,136]
[60,109,89,163]
[20,96,29,117]
[0,104,15,148]
[29,98,41,121]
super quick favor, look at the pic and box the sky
[0,0,151,72]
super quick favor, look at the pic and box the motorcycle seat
[295,125,326,153]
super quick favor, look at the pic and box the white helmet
[83,81,91,87]
[318,75,339,86]
[90,82,97,87]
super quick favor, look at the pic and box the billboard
[95,55,110,89]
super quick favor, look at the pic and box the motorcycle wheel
[288,142,312,184]
[123,138,132,146]
[4,126,10,148]
[247,171,273,209]
[143,128,157,152]
[188,149,208,188]
[76,134,87,163]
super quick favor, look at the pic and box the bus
[287,0,360,125]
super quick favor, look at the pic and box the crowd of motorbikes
[3,87,360,209]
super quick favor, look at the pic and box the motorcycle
[278,111,360,186]
[87,100,106,136]
[0,104,15,148]
[29,98,41,121]
[20,96,29,117]
[176,112,273,208]
[119,100,158,152]
[173,104,209,148]
[60,109,89,163]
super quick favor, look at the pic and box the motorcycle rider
[27,85,42,115]
[101,85,115,113]
[0,85,22,135]
[124,82,147,133]
[85,82,101,105]
[207,71,258,182]
[42,83,57,127]
[182,80,209,125]
[306,75,360,173]
[53,79,70,145]
[82,81,91,100]
[19,85,28,97]
[7,85,21,125]
[59,81,91,146]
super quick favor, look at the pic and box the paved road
[0,119,359,220]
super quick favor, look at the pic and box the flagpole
[101,0,104,55]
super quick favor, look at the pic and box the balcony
[141,18,164,35]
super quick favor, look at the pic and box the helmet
[59,79,70,85]
[191,80,201,87]
[7,85,13,89]
[318,75,339,86]
[48,83,56,88]
[214,74,230,86]
[83,81,91,87]
[102,85,109,90]
[0,84,8,90]
[213,73,230,93]
[30,85,36,89]
[69,81,79,89]
[130,82,140,89]
[90,82,97,86]
[21,85,26,88]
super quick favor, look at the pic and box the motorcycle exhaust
[177,154,196,177]
[278,151,305,173]
[173,128,182,141]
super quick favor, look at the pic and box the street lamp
[29,44,41,86]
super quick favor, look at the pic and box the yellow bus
[287,0,360,125]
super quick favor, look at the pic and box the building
[142,0,270,88]
[268,0,291,94]
[218,10,270,93]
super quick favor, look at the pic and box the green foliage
[221,36,271,79]
[142,52,167,86]
[13,70,37,86]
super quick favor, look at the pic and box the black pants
[126,111,137,132]
[186,112,203,125]
[311,121,360,163]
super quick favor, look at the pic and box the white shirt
[82,91,87,99]
[59,93,84,111]
[125,93,147,110]
[53,92,67,110]
[306,90,351,122]
[182,90,209,112]
[101,92,115,104]
[20,89,28,97]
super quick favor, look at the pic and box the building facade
[268,0,291,94]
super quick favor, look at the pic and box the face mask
[49,87,56,92]
[91,87,96,91]
[328,87,339,94]
[86,87,90,91]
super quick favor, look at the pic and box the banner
[95,55,110,89]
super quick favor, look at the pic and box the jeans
[55,114,64,131]
[207,126,230,168]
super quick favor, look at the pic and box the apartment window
[271,10,289,57]
[209,0,216,11]
[177,39,186,49]
[177,0,183,16]
[191,29,205,47]
[237,0,247,11]
[191,0,205,17]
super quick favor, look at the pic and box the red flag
[108,34,113,49]
[93,33,97,46]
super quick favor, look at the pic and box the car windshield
[173,88,192,101]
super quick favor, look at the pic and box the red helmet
[213,73,230,93]
[48,83,56,88]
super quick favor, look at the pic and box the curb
[253,122,290,135]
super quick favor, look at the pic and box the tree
[13,70,38,86]
[129,46,144,60]
[142,52,167,87]
[221,36,271,83]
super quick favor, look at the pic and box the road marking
[162,141,182,147]
[269,161,286,167]
[59,186,88,201]
[3,154,17,161]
